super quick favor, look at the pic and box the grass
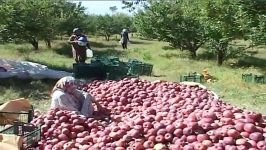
[0,36,265,114]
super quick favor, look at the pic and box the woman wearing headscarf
[50,76,109,117]
[120,28,129,49]
[69,28,91,63]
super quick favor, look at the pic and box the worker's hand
[83,92,90,98]
[71,40,78,44]
[98,106,111,116]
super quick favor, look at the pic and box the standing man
[120,28,129,49]
[69,28,91,63]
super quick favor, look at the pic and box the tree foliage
[122,0,149,12]
[134,0,206,58]
[0,0,87,49]
[200,0,241,65]
[131,0,265,65]
[55,1,88,36]
[0,0,134,48]
[109,6,118,14]
[238,0,266,45]
[96,13,133,41]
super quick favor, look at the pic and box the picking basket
[0,122,41,149]
[0,104,34,126]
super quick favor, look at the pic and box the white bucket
[86,49,93,58]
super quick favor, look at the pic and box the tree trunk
[45,39,51,48]
[107,35,110,41]
[216,41,228,66]
[131,33,133,37]
[190,50,197,59]
[217,50,224,66]
[30,38,39,50]
[105,35,108,41]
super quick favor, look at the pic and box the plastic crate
[242,73,253,82]
[108,56,119,62]
[91,56,120,66]
[73,63,107,80]
[142,64,153,76]
[127,64,141,76]
[0,122,41,149]
[180,72,204,83]
[128,60,153,76]
[128,59,142,64]
[0,104,34,125]
[91,56,130,80]
[254,75,266,84]
[242,73,266,84]
[106,62,129,80]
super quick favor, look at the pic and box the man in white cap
[69,28,91,63]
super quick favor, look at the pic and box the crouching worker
[50,76,109,118]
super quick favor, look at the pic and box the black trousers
[122,43,127,49]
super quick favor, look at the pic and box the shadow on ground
[235,56,266,69]
[160,52,191,59]
[0,77,56,100]
[162,46,178,51]
[90,41,117,48]
[129,40,148,45]
[196,51,216,60]
[52,42,118,57]
[246,50,259,56]
[93,48,126,57]
[160,53,184,59]
[52,43,72,57]
[25,58,73,72]
[152,74,166,77]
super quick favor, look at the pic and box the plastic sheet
[0,59,73,79]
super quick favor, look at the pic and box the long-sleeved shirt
[50,90,94,117]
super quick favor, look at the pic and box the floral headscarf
[51,76,84,100]
[52,76,75,93]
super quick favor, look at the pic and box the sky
[70,1,135,15]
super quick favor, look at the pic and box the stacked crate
[91,56,129,80]
[106,62,129,80]
[180,72,204,83]
[0,104,34,127]
[254,75,266,84]
[242,73,266,84]
[73,63,107,80]
[0,122,41,148]
[127,59,153,76]
[242,73,253,83]
[73,56,154,80]
[0,104,39,149]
